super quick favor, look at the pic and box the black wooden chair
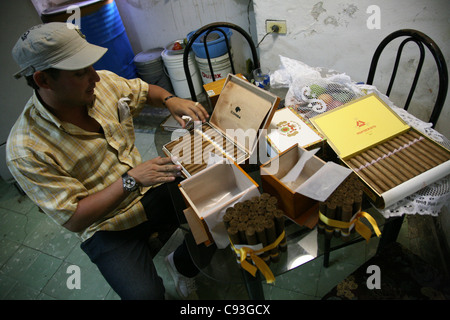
[183,22,260,101]
[366,29,448,128]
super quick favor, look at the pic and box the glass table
[154,123,395,299]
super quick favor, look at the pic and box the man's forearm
[62,178,128,233]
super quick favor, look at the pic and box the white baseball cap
[12,22,108,79]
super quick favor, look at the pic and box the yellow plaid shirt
[7,70,152,241]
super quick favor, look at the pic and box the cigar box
[178,162,260,246]
[163,74,280,177]
[266,106,325,154]
[260,144,326,228]
[203,73,246,108]
[310,93,450,208]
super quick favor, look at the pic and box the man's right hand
[128,156,182,186]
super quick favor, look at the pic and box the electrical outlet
[265,20,287,34]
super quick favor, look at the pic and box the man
[7,22,209,300]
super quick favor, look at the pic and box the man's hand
[165,97,209,128]
[128,156,182,186]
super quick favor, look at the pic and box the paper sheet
[294,162,352,201]
[280,148,320,183]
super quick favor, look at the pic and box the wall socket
[265,20,287,34]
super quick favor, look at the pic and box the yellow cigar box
[178,162,260,246]
[163,74,280,177]
[310,93,450,208]
[260,144,326,228]
[203,73,246,108]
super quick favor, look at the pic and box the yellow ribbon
[230,231,286,284]
[319,211,381,242]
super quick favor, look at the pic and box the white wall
[252,0,449,137]
[0,1,42,181]
[115,0,257,76]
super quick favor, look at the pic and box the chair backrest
[183,22,260,101]
[366,29,448,127]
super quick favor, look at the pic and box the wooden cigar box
[178,162,260,246]
[310,93,450,209]
[163,74,280,178]
[260,144,326,228]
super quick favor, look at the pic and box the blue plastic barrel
[80,1,137,79]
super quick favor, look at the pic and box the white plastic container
[161,50,202,99]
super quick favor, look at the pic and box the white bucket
[161,50,203,99]
[195,52,233,85]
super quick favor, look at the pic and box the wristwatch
[122,172,139,192]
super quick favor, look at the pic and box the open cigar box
[310,93,450,209]
[163,74,280,178]
[260,144,326,228]
[179,162,260,246]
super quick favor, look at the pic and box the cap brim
[52,43,108,71]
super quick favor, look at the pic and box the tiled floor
[0,169,380,300]
[0,106,445,300]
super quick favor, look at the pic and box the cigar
[349,157,390,193]
[403,133,450,164]
[324,200,337,239]
[255,223,270,264]
[264,219,279,262]
[356,155,397,189]
[318,202,327,233]
[366,149,410,182]
[340,204,353,241]
[223,211,234,229]
[237,222,247,244]
[388,139,432,171]
[397,134,445,166]
[273,209,287,251]
[382,141,426,174]
[227,226,240,245]
[374,145,419,178]
[361,152,402,186]
[408,131,450,162]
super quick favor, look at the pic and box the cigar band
[229,230,286,284]
[319,211,381,242]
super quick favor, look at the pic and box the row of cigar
[223,193,286,264]
[318,173,364,241]
[164,122,247,176]
[347,130,450,195]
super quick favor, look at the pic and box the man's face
[47,66,100,108]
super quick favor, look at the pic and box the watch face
[123,174,137,191]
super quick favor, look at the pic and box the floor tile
[41,261,111,300]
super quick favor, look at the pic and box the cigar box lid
[310,93,410,159]
[210,74,280,155]
[266,107,325,153]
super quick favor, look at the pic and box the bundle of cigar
[318,173,364,241]
[347,130,450,195]
[164,122,247,176]
[223,193,287,264]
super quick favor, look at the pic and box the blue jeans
[81,184,199,300]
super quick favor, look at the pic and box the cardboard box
[266,106,325,153]
[260,144,326,228]
[163,74,280,177]
[311,93,450,208]
[203,73,246,108]
[179,162,260,246]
